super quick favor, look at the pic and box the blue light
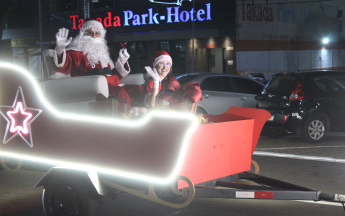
[123,4,211,27]
[167,7,180,23]
[197,9,205,21]
[123,10,133,26]
[180,11,189,22]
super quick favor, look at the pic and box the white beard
[67,35,114,68]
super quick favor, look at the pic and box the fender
[34,167,103,197]
[303,108,330,132]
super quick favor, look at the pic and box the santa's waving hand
[115,47,131,78]
[55,28,72,54]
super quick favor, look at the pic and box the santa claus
[53,18,130,86]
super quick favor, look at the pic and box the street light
[322,38,329,44]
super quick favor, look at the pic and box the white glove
[145,66,160,89]
[55,28,72,54]
[119,48,130,64]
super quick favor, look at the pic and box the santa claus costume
[53,19,130,87]
[123,51,172,108]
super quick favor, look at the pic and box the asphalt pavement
[256,132,345,159]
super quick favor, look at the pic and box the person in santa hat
[122,50,201,115]
[53,18,130,87]
[147,51,202,110]
[122,50,173,110]
[143,50,174,107]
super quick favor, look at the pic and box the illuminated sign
[0,87,42,147]
[149,0,192,6]
[70,3,212,29]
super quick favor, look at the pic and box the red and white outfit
[159,75,202,111]
[54,19,130,87]
[123,51,172,108]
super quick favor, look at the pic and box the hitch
[334,194,345,211]
[319,193,345,211]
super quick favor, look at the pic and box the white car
[176,73,265,115]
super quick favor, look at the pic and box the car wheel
[263,126,285,138]
[42,176,102,216]
[301,114,327,143]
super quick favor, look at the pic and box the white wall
[236,0,340,41]
[236,0,345,78]
[237,49,345,79]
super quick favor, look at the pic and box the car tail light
[289,77,305,101]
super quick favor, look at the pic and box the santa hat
[151,50,173,68]
[80,18,106,38]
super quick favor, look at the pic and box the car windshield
[176,75,199,85]
[265,76,299,93]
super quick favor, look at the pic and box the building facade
[1,0,237,79]
[236,0,345,79]
[2,0,345,80]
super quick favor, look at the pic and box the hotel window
[160,41,170,52]
[92,0,114,10]
[57,0,78,13]
[6,7,33,29]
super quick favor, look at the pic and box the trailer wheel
[42,176,101,216]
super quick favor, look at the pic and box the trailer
[0,63,344,216]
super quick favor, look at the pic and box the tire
[301,113,328,143]
[42,176,102,216]
[263,126,285,138]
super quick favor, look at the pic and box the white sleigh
[39,49,145,114]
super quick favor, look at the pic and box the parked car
[245,73,266,83]
[257,71,345,143]
[176,73,265,115]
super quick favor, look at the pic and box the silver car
[176,73,265,115]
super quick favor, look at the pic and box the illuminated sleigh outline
[0,63,199,183]
[0,62,272,209]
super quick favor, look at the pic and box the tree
[0,0,18,40]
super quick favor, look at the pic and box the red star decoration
[8,102,32,134]
[0,87,42,147]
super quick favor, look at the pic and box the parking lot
[256,132,345,159]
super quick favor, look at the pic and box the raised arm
[144,66,161,108]
[54,28,72,64]
[114,48,131,77]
